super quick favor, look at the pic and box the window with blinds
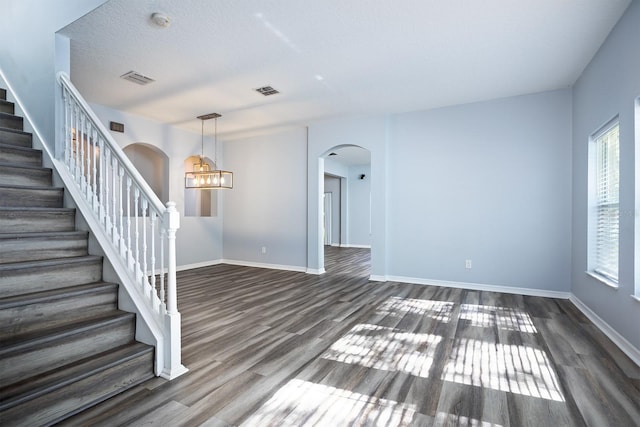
[592,121,620,283]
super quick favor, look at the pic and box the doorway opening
[122,143,170,203]
[321,145,371,275]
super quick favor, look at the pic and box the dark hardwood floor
[61,247,640,426]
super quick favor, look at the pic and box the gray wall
[223,128,308,268]
[386,90,573,291]
[0,0,108,145]
[571,0,640,350]
[348,165,371,247]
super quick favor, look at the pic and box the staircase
[0,88,154,426]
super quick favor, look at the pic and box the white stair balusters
[57,72,186,379]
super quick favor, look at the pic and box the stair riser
[0,187,63,208]
[0,114,23,130]
[0,129,32,148]
[0,236,88,264]
[0,101,15,115]
[0,260,103,297]
[0,210,75,233]
[0,146,42,166]
[0,317,136,386]
[0,289,117,340]
[0,349,153,426]
[0,166,52,187]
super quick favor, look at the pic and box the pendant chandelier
[184,113,233,189]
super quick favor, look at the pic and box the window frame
[635,97,640,300]
[587,117,620,286]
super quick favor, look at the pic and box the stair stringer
[0,71,170,378]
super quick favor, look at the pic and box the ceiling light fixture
[151,12,171,28]
[184,113,233,190]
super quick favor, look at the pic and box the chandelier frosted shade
[185,159,233,189]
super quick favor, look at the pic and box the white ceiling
[60,0,630,139]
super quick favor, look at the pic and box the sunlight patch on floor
[377,297,455,322]
[241,379,417,427]
[321,324,442,378]
[435,412,504,426]
[459,304,537,333]
[442,338,565,401]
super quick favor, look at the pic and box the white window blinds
[594,122,620,282]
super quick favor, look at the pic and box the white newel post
[162,202,188,379]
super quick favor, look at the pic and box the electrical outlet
[465,259,472,269]
[261,246,267,254]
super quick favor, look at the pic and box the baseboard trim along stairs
[0,87,155,426]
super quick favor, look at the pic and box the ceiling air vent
[120,71,155,85]
[255,86,279,96]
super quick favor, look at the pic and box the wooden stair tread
[0,230,87,240]
[0,127,28,134]
[0,281,115,310]
[0,255,102,272]
[0,311,134,356]
[0,206,75,213]
[0,113,23,130]
[0,101,15,115]
[0,127,33,148]
[0,161,51,172]
[0,342,153,411]
[0,141,38,152]
[0,183,60,191]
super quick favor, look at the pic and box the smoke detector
[151,13,171,28]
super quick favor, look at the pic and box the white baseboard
[176,259,223,272]
[306,267,326,275]
[178,258,310,274]
[569,294,640,367]
[383,275,572,299]
[222,259,306,273]
[339,244,371,249]
[369,275,387,282]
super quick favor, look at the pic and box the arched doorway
[122,143,169,202]
[320,145,371,273]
